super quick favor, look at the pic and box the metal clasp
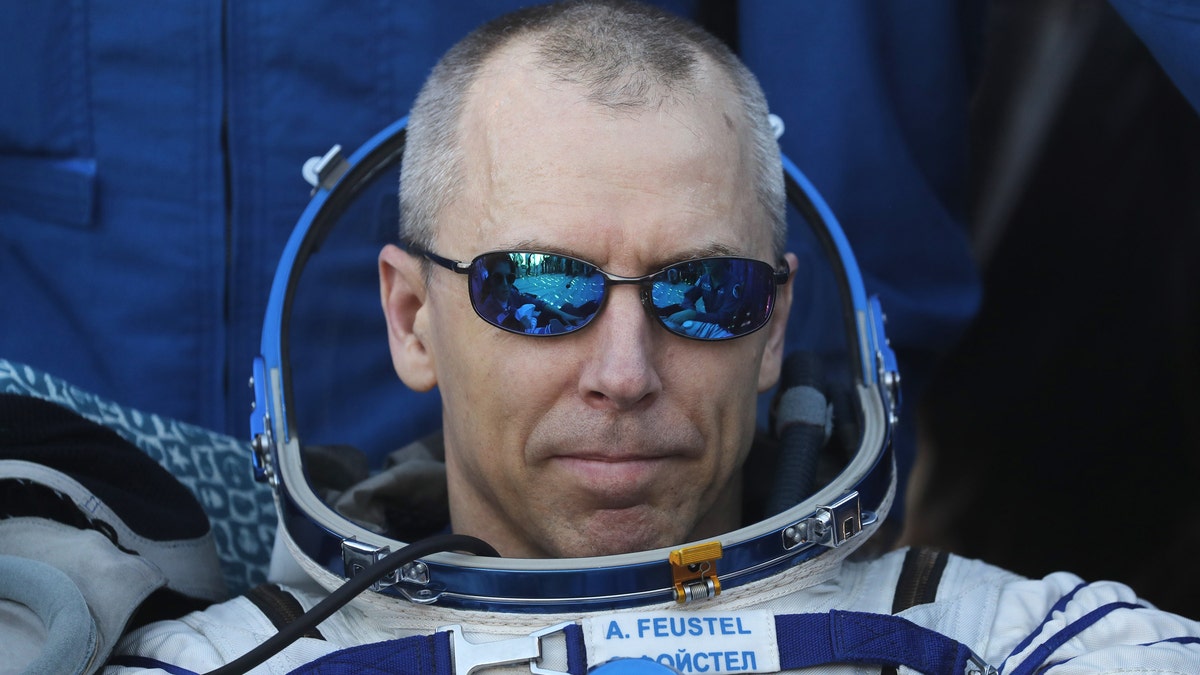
[668,541,723,603]
[249,357,276,486]
[301,144,349,192]
[782,492,872,550]
[342,540,447,603]
[966,651,998,675]
[342,540,399,591]
[868,296,901,426]
[440,622,574,675]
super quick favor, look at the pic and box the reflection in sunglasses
[401,243,788,341]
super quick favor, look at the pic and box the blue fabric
[0,1,548,453]
[0,156,95,228]
[1107,0,1200,112]
[0,3,983,523]
[285,613,981,675]
[0,0,697,458]
[775,611,980,674]
[105,656,198,675]
[286,631,451,675]
[998,581,1087,672]
[1146,636,1200,647]
[289,623,590,675]
[1004,602,1145,675]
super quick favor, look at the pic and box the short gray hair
[400,0,785,257]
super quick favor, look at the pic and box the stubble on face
[425,41,776,559]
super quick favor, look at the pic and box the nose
[577,285,663,411]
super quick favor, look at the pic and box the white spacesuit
[110,527,1200,674]
[102,114,1200,674]
[106,3,1200,672]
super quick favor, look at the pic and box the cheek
[662,341,764,459]
[433,317,565,446]
[666,338,765,407]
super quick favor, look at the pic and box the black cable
[767,351,827,515]
[206,533,499,675]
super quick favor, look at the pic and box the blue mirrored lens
[651,258,776,339]
[468,252,604,335]
[466,252,778,340]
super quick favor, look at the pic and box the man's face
[486,260,515,298]
[393,44,793,558]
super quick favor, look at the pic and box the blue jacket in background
[0,2,985,523]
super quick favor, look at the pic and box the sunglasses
[402,243,790,341]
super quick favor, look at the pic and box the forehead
[443,41,771,266]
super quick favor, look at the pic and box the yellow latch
[669,541,723,603]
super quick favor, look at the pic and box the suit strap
[892,547,950,613]
[245,584,325,641]
[286,610,996,675]
[882,547,950,675]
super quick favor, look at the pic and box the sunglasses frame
[400,242,792,341]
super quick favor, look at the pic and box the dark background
[906,0,1200,619]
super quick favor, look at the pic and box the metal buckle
[440,622,575,675]
[668,541,723,603]
[817,492,864,547]
[301,144,349,192]
[341,540,399,592]
[248,357,276,486]
[965,651,998,675]
[868,296,901,426]
[782,492,872,550]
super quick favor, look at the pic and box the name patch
[584,611,779,673]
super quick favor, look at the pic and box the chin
[545,512,693,559]
[546,539,665,560]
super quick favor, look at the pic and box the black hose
[766,351,828,515]
[206,533,499,675]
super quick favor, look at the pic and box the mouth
[547,452,681,506]
[529,412,708,507]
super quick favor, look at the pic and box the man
[376,0,792,560]
[473,256,575,334]
[109,2,1200,672]
[664,261,745,338]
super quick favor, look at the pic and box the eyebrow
[502,239,744,269]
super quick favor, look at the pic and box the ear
[757,252,797,392]
[380,244,438,392]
